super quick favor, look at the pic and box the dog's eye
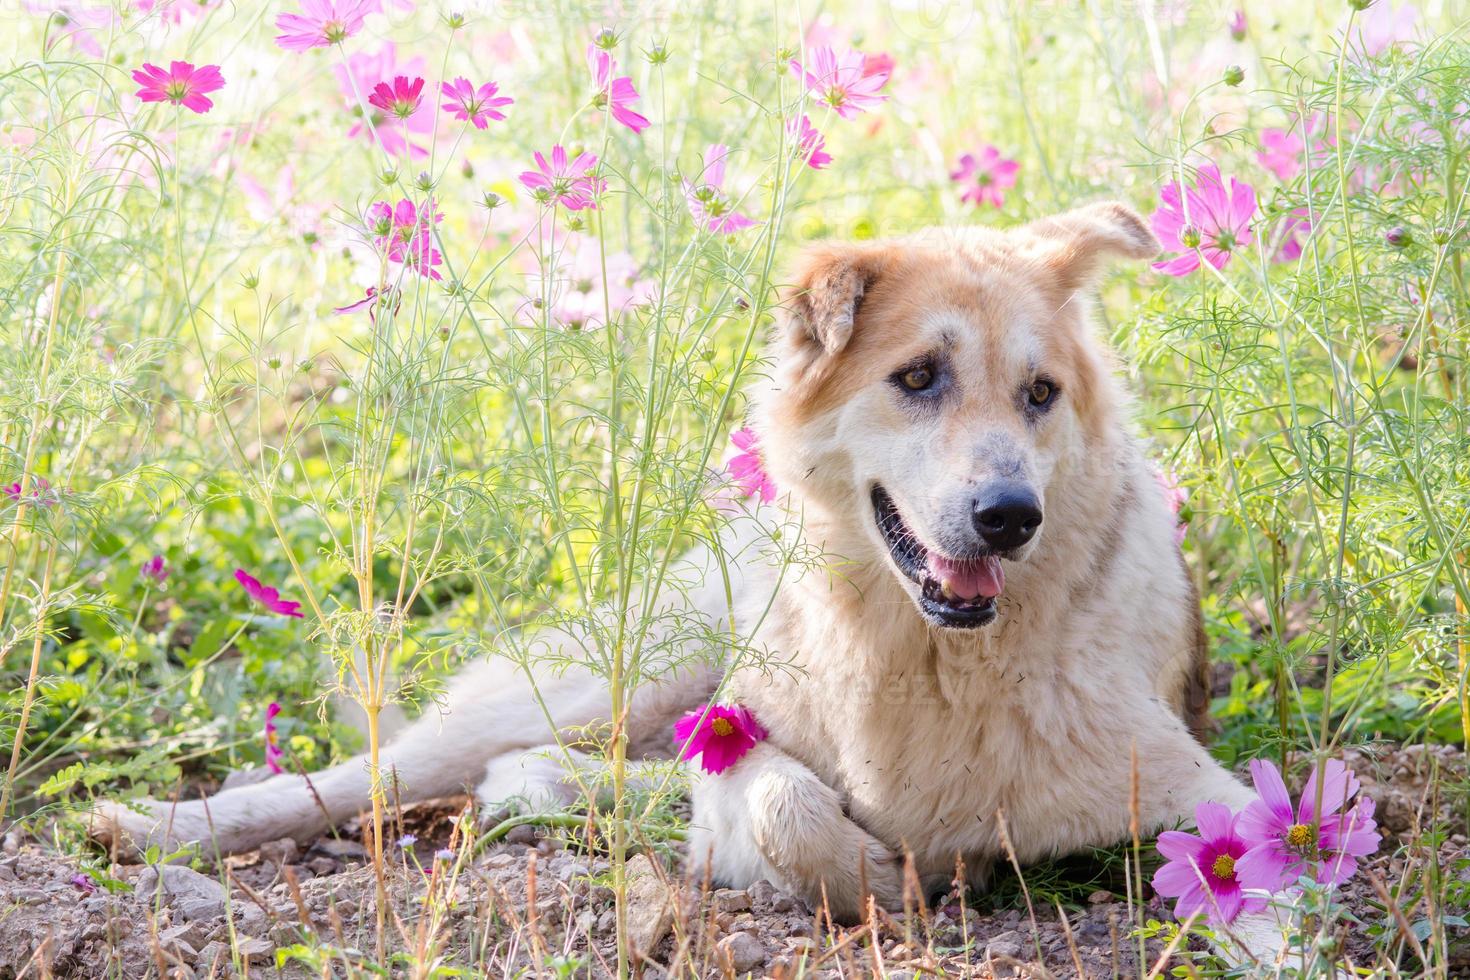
[900,365,934,391]
[1028,380,1054,406]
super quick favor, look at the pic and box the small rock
[712,888,751,913]
[772,892,798,912]
[1087,889,1112,904]
[717,931,766,973]
[555,861,589,883]
[177,896,226,921]
[624,854,675,957]
[13,888,48,904]
[986,930,1024,960]
[236,936,274,963]
[160,921,211,950]
[505,824,538,846]
[748,879,777,907]
[483,853,517,870]
[0,863,14,881]
[307,857,337,876]
[313,839,366,861]
[258,838,300,867]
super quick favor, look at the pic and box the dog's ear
[1025,201,1160,290]
[780,243,889,358]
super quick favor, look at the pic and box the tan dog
[94,203,1255,927]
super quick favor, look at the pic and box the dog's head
[760,203,1160,629]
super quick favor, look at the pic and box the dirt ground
[0,744,1464,978]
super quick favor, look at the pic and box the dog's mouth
[872,485,1004,629]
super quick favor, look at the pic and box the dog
[93,201,1258,927]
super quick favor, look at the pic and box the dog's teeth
[940,580,958,601]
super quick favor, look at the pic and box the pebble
[505,825,538,846]
[717,930,766,973]
[258,838,300,867]
[712,887,752,913]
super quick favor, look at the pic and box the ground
[1,745,1464,978]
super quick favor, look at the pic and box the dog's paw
[88,799,211,859]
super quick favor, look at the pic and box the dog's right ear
[779,243,889,360]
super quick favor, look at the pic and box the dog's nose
[972,484,1043,551]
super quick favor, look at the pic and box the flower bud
[1223,64,1245,86]
[1384,226,1411,248]
[480,191,503,211]
[593,28,617,50]
[415,171,433,192]
[1180,224,1202,249]
[1348,0,1373,9]
[444,11,465,29]
[1227,9,1247,40]
[378,167,398,186]
[646,42,670,65]
[241,271,260,289]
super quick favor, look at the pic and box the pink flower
[862,51,895,79]
[790,45,890,119]
[950,145,1020,209]
[684,145,758,234]
[69,873,98,895]
[440,77,512,129]
[264,702,285,774]
[26,2,116,57]
[587,46,650,134]
[336,44,435,159]
[519,145,604,211]
[4,477,58,507]
[1153,801,1267,925]
[131,61,225,114]
[727,427,777,503]
[366,199,443,279]
[1349,0,1418,58]
[141,555,168,585]
[333,285,400,320]
[1227,9,1247,41]
[275,0,372,51]
[1150,164,1256,276]
[1257,128,1305,183]
[526,234,656,330]
[789,115,832,170]
[1272,207,1313,263]
[672,704,767,775]
[1152,468,1188,544]
[367,75,424,120]
[234,568,305,618]
[1236,759,1382,890]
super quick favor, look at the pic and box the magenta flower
[264,702,285,774]
[727,427,777,503]
[234,568,305,618]
[1349,0,1418,58]
[790,45,890,119]
[587,46,650,134]
[367,199,443,280]
[368,75,424,121]
[1257,128,1305,183]
[4,477,58,507]
[950,145,1020,209]
[518,146,605,211]
[1236,759,1382,890]
[1153,801,1267,925]
[672,703,767,775]
[132,61,225,114]
[440,77,512,129]
[1152,468,1188,545]
[274,0,372,51]
[684,145,758,234]
[336,43,435,159]
[333,285,400,321]
[1272,207,1313,263]
[69,873,98,896]
[1227,9,1247,41]
[789,115,832,170]
[141,555,168,585]
[1150,164,1256,276]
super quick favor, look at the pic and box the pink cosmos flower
[367,75,424,120]
[367,199,443,280]
[1236,759,1382,890]
[587,46,650,134]
[336,44,435,159]
[526,234,656,330]
[1257,128,1304,183]
[1153,801,1267,925]
[141,555,168,585]
[4,477,58,507]
[274,0,372,51]
[950,146,1020,209]
[69,873,98,895]
[440,77,512,129]
[672,703,767,775]
[132,61,225,114]
[1272,207,1313,263]
[519,146,604,211]
[264,702,285,774]
[727,427,777,503]
[234,568,305,618]
[334,285,400,321]
[1227,9,1247,41]
[790,45,890,120]
[684,145,758,234]
[789,115,832,170]
[1150,164,1257,276]
[1349,0,1418,58]
[26,2,117,57]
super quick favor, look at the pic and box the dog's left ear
[1024,201,1160,290]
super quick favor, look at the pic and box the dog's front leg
[686,742,901,922]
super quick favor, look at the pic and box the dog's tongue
[927,554,1005,600]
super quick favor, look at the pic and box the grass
[1,0,1468,976]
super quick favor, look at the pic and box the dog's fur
[94,203,1255,924]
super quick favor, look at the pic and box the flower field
[2,0,1468,976]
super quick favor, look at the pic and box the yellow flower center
[1287,823,1313,848]
[711,717,734,737]
[1211,854,1236,880]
